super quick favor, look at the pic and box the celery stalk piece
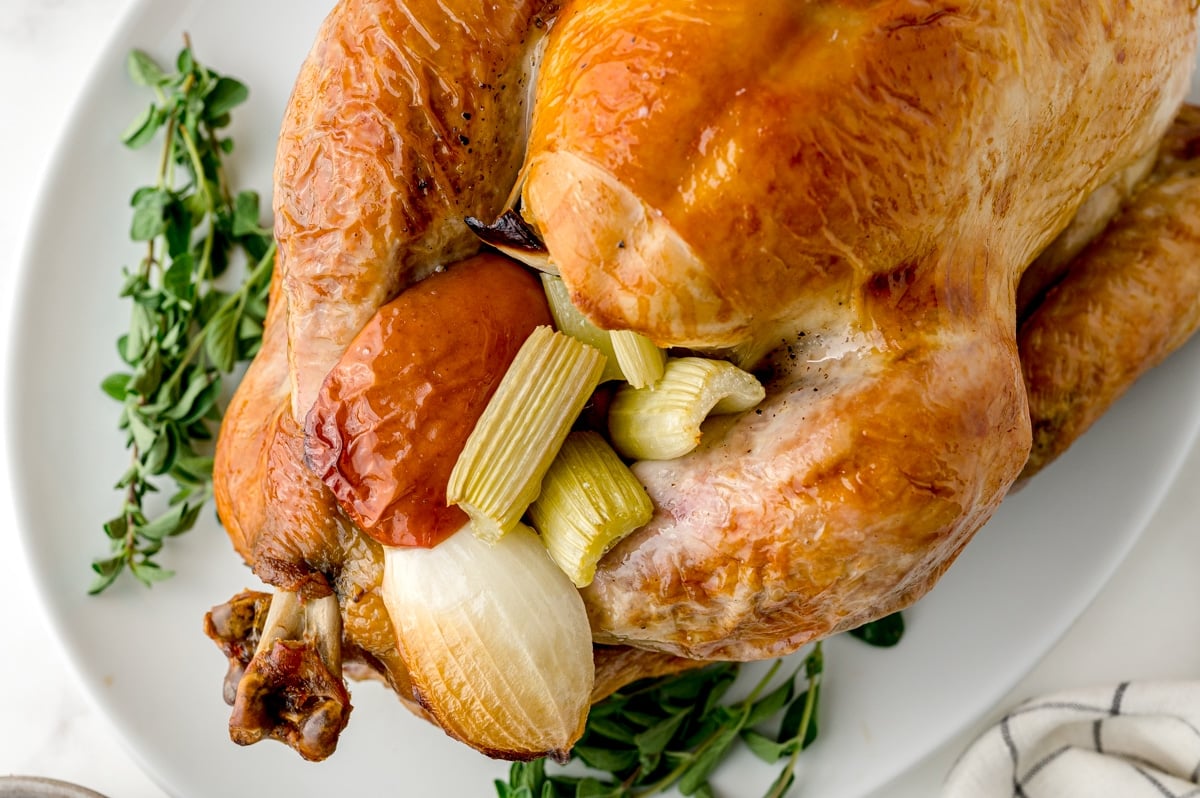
[529,431,653,587]
[447,326,606,543]
[610,330,666,388]
[540,274,625,383]
[608,357,766,461]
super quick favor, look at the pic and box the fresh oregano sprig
[496,643,824,798]
[495,610,907,798]
[92,42,274,594]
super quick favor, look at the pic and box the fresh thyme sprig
[496,643,824,798]
[92,42,274,594]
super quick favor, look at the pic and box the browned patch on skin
[212,0,1200,765]
[276,0,555,414]
[865,261,924,317]
[1020,105,1200,479]
[883,7,963,32]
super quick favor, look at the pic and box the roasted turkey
[205,0,1200,763]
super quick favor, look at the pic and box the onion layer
[381,522,593,760]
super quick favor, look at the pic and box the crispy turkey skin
[207,0,1200,761]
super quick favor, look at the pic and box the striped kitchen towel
[944,682,1200,797]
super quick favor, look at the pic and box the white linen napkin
[943,682,1200,797]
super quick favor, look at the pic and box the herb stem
[743,659,785,706]
[161,240,275,398]
[208,126,233,206]
[94,44,271,593]
[764,658,822,798]
[178,122,214,210]
[625,660,785,797]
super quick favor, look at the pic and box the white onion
[381,522,593,760]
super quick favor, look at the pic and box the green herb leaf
[204,303,240,373]
[586,715,639,745]
[164,199,194,259]
[677,720,741,794]
[171,455,214,488]
[88,555,127,595]
[140,424,174,474]
[762,766,796,798]
[633,708,690,758]
[175,47,194,75]
[121,104,162,149]
[130,187,170,241]
[574,745,640,773]
[126,409,158,454]
[848,611,905,647]
[129,344,164,397]
[94,41,275,593]
[129,558,174,587]
[493,652,831,798]
[740,729,792,764]
[101,373,132,401]
[162,252,196,300]
[205,77,248,120]
[126,50,165,87]
[102,515,129,541]
[137,501,190,540]
[576,778,621,797]
[163,369,217,421]
[745,671,797,727]
[232,190,267,237]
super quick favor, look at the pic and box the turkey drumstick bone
[208,0,1199,762]
[208,0,555,762]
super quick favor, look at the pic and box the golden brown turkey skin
[210,0,1200,760]
[275,0,553,417]
[524,0,1195,353]
[1021,106,1200,478]
[230,0,553,660]
[210,0,556,759]
[213,269,288,567]
[523,0,1197,659]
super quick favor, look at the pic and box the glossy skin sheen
[211,0,554,758]
[211,0,1200,759]
[212,272,413,690]
[275,0,552,417]
[522,0,1197,659]
[305,255,552,547]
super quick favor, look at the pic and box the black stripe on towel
[1112,682,1130,715]
[1018,744,1072,788]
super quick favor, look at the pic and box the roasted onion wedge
[380,522,593,760]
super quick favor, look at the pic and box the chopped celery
[447,326,606,542]
[608,357,765,461]
[530,431,653,587]
[540,274,625,383]
[610,330,666,389]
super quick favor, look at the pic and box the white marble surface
[0,2,1196,797]
[0,4,173,795]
